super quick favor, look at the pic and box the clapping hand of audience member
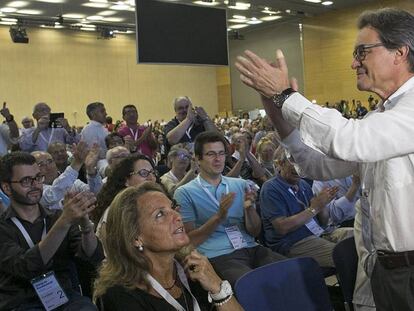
[190,158,199,174]
[142,123,153,139]
[85,143,100,176]
[123,135,136,152]
[352,173,361,188]
[183,250,222,294]
[185,103,196,123]
[61,191,97,226]
[70,141,90,171]
[194,106,209,122]
[216,192,236,221]
[237,136,248,160]
[235,49,292,98]
[0,102,12,119]
[244,187,257,211]
[310,186,339,213]
[56,117,71,132]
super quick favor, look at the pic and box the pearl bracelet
[213,294,233,306]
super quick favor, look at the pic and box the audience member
[47,141,71,173]
[161,146,197,196]
[256,137,278,179]
[174,131,285,286]
[164,96,216,152]
[20,102,79,152]
[0,152,104,310]
[118,104,157,158]
[80,102,108,159]
[93,183,242,310]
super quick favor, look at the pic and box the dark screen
[135,0,228,65]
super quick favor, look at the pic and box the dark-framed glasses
[10,175,45,188]
[353,43,384,62]
[130,169,158,178]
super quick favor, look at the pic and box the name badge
[305,218,324,237]
[225,225,248,249]
[31,271,69,311]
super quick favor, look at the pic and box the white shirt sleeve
[282,91,414,162]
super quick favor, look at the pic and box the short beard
[10,186,42,206]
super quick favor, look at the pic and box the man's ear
[394,45,410,65]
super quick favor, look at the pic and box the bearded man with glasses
[0,152,104,310]
[235,7,414,311]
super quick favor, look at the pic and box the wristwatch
[208,280,233,303]
[307,207,318,216]
[270,88,296,108]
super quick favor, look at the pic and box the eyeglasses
[353,43,384,62]
[130,169,158,178]
[176,153,191,160]
[203,151,227,159]
[10,175,45,188]
[37,159,54,167]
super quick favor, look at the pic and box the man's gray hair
[358,8,414,72]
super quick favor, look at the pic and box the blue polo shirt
[174,175,257,258]
[260,175,315,255]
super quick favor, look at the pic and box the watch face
[272,94,287,108]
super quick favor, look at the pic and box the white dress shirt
[281,76,414,252]
[80,120,109,159]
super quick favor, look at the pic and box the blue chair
[235,257,333,311]
[332,237,358,311]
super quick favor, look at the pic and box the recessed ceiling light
[90,0,108,3]
[233,15,246,19]
[304,0,321,3]
[0,20,16,25]
[110,3,130,10]
[86,15,104,21]
[17,9,42,14]
[97,10,116,16]
[102,17,124,22]
[1,17,18,22]
[34,0,65,3]
[228,18,246,23]
[262,8,279,14]
[229,24,249,29]
[80,27,96,31]
[41,24,65,29]
[0,7,18,13]
[261,15,282,21]
[321,1,333,5]
[7,1,29,8]
[228,2,251,10]
[83,2,110,8]
[193,1,220,6]
[62,13,85,19]
[247,19,263,25]
[113,29,135,34]
[125,0,135,5]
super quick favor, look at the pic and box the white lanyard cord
[147,260,201,311]
[11,217,47,248]
[196,175,229,207]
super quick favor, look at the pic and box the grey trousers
[287,235,336,267]
[371,259,414,311]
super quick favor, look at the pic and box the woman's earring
[138,245,144,252]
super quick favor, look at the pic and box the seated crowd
[0,97,375,310]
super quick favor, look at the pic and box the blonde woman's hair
[93,182,165,302]
[256,138,277,160]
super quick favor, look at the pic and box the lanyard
[196,176,229,207]
[128,127,139,141]
[288,187,309,209]
[147,260,201,311]
[39,128,55,146]
[11,217,47,248]
[185,123,194,142]
[169,171,179,183]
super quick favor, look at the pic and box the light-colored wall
[302,0,414,104]
[0,26,219,127]
[229,22,304,113]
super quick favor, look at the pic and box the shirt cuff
[282,92,313,128]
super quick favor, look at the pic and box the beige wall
[229,22,304,113]
[0,26,219,127]
[302,0,414,105]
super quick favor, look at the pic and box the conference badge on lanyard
[30,271,69,310]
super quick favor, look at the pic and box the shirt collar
[89,120,104,127]
[198,174,226,188]
[383,75,414,110]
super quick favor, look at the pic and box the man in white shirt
[80,102,109,159]
[235,7,414,311]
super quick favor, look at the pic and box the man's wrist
[5,114,14,122]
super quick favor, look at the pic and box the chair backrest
[235,257,333,311]
[332,237,358,308]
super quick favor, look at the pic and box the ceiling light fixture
[82,2,110,8]
[228,2,251,10]
[1,7,18,13]
[193,1,220,6]
[7,1,29,8]
[110,2,130,10]
[62,13,85,19]
[321,1,333,5]
[99,28,115,39]
[304,0,321,3]
[261,15,282,21]
[229,24,248,29]
[17,9,43,15]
